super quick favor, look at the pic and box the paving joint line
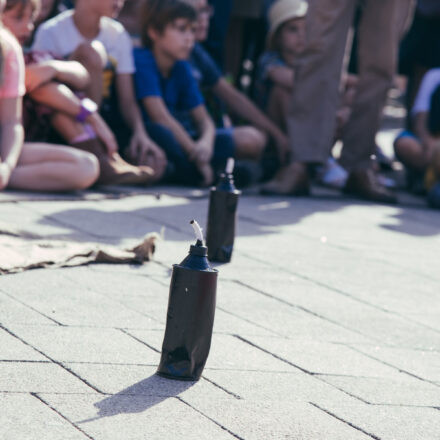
[31,392,95,440]
[201,376,242,400]
[232,279,379,343]
[0,359,51,363]
[0,324,105,395]
[177,396,244,440]
[0,289,64,326]
[216,305,283,337]
[60,272,164,325]
[309,402,381,439]
[117,328,161,353]
[239,210,440,285]
[21,204,107,241]
[235,251,440,334]
[347,346,440,388]
[233,334,371,405]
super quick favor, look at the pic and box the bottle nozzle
[190,219,204,246]
[225,158,235,174]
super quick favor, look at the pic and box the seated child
[0,17,98,192]
[135,0,263,186]
[255,0,351,188]
[394,68,440,195]
[183,0,288,166]
[4,0,155,185]
[31,0,167,182]
[117,0,144,48]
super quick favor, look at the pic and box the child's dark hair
[5,0,41,17]
[140,0,197,49]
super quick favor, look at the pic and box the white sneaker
[318,158,348,189]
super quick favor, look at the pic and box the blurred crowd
[0,0,440,208]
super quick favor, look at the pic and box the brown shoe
[260,162,310,195]
[344,169,397,204]
[72,139,154,185]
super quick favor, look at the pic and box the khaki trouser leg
[339,0,415,171]
[287,0,355,163]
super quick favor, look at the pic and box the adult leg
[261,0,355,195]
[340,0,415,203]
[266,84,291,133]
[8,143,99,191]
[340,0,415,171]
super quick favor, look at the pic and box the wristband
[76,98,98,123]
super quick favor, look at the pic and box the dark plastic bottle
[157,221,218,381]
[206,159,241,262]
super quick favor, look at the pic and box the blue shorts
[395,130,419,142]
[145,122,236,185]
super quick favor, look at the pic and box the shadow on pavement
[78,374,195,423]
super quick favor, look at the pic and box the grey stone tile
[181,398,371,440]
[319,375,440,406]
[126,330,295,372]
[315,401,440,440]
[349,345,440,383]
[0,270,160,328]
[201,369,350,405]
[216,280,374,343]
[63,364,235,399]
[41,393,234,440]
[0,291,55,325]
[0,329,45,361]
[0,362,92,393]
[232,270,440,350]
[242,336,402,377]
[9,325,159,365]
[0,393,85,440]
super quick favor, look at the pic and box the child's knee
[235,127,267,159]
[74,152,100,189]
[72,42,107,71]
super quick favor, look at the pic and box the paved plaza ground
[0,174,439,439]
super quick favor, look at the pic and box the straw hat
[267,0,308,49]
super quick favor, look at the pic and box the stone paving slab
[319,375,440,406]
[1,184,440,439]
[0,362,93,394]
[7,325,159,366]
[312,401,440,440]
[39,393,235,440]
[0,393,86,440]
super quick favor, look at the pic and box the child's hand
[0,163,12,190]
[190,139,214,164]
[25,62,56,93]
[126,130,168,182]
[86,113,118,156]
[196,160,214,187]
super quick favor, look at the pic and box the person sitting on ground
[182,0,289,169]
[394,68,440,195]
[0,3,98,192]
[31,0,167,184]
[134,0,264,186]
[255,0,357,189]
[117,0,143,48]
[5,0,154,185]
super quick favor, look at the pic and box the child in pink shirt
[0,13,99,191]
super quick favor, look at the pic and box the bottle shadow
[78,374,196,424]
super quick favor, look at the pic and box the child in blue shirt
[134,0,249,186]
